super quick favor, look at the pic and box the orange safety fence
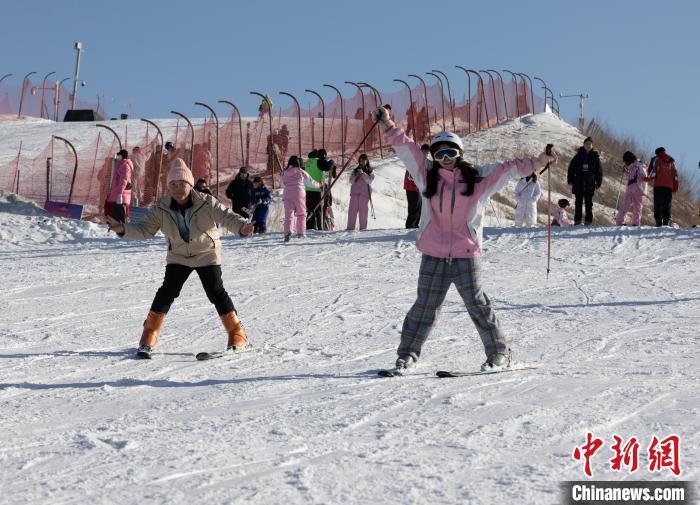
[0,72,547,216]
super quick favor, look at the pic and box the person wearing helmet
[372,106,556,375]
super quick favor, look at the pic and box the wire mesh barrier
[0,72,546,216]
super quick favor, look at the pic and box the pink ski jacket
[555,207,572,226]
[349,170,375,198]
[107,158,133,205]
[282,165,319,199]
[386,127,549,259]
[624,160,648,195]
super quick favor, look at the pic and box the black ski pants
[574,190,595,225]
[653,187,673,226]
[405,190,421,229]
[306,191,323,230]
[151,264,235,316]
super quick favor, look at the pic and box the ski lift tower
[559,92,588,131]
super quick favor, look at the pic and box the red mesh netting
[1,74,546,214]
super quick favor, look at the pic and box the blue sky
[2,0,698,177]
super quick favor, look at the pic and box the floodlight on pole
[560,92,589,131]
[71,41,83,110]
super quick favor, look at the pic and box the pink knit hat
[167,158,194,186]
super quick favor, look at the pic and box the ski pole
[489,199,501,226]
[312,105,391,213]
[370,197,376,219]
[545,143,554,280]
[613,168,624,217]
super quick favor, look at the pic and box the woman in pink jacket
[282,155,319,242]
[615,151,647,226]
[346,154,375,230]
[372,106,556,376]
[105,149,133,223]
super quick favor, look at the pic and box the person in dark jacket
[567,137,603,225]
[194,178,213,196]
[404,143,430,228]
[225,167,254,217]
[249,176,272,233]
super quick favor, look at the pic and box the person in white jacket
[513,173,541,226]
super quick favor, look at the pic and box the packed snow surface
[1,211,698,504]
[1,112,697,504]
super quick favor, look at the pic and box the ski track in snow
[1,113,698,504]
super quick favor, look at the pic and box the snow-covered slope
[1,187,698,503]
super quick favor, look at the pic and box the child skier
[552,199,572,226]
[615,151,648,226]
[250,176,271,233]
[372,106,556,375]
[346,154,375,231]
[514,173,542,226]
[105,158,254,358]
[282,155,320,242]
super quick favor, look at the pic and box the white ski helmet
[429,131,464,155]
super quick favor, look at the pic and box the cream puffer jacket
[121,189,247,267]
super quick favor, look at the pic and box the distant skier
[104,158,254,358]
[225,167,253,217]
[249,176,271,234]
[615,151,647,226]
[105,149,133,223]
[552,198,572,226]
[194,178,213,196]
[372,105,556,375]
[346,154,375,231]
[404,143,429,229]
[645,147,679,226]
[282,155,320,242]
[567,137,603,225]
[514,173,542,226]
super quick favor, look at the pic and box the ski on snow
[435,366,539,378]
[195,347,254,361]
[377,366,538,378]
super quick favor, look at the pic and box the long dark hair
[423,158,483,198]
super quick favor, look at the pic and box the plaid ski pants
[398,255,508,360]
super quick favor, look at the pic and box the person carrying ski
[249,176,271,234]
[346,154,375,231]
[615,151,647,226]
[104,158,254,358]
[514,173,542,226]
[225,167,253,217]
[105,149,133,223]
[282,155,320,242]
[567,137,603,225]
[372,105,556,375]
[552,198,572,226]
[645,147,679,226]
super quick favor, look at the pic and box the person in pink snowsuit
[346,154,375,231]
[105,149,133,223]
[615,151,648,226]
[282,155,319,242]
[552,198,572,226]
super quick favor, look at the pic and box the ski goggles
[433,148,460,161]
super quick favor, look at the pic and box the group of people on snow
[507,137,680,228]
[101,103,685,376]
